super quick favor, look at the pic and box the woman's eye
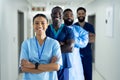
[35,22,39,25]
[41,22,45,25]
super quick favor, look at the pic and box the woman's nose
[38,23,42,27]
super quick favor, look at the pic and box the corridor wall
[85,0,120,80]
[0,0,30,80]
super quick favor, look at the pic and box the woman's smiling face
[33,16,48,36]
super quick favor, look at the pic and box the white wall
[85,0,120,80]
[0,0,2,79]
[0,0,30,80]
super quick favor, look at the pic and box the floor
[93,64,105,80]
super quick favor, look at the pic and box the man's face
[51,8,63,26]
[63,11,74,26]
[77,10,86,22]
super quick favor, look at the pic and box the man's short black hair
[63,8,73,14]
[77,7,86,13]
[52,6,63,13]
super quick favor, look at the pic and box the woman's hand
[21,59,35,69]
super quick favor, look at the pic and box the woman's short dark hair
[33,14,48,23]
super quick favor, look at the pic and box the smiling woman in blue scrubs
[20,14,62,80]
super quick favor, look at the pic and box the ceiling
[26,0,95,7]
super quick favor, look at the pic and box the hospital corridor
[0,0,120,80]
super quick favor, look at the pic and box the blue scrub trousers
[81,55,92,80]
[57,54,71,80]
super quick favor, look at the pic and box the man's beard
[64,19,74,26]
[53,19,61,27]
[77,17,85,22]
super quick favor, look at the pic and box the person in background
[63,8,88,80]
[74,7,95,80]
[46,6,75,80]
[20,14,62,80]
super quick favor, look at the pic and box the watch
[35,63,39,69]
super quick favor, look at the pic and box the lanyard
[35,37,46,60]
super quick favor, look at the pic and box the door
[18,11,24,73]
[88,14,96,63]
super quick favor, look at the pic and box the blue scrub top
[68,24,88,48]
[20,36,62,80]
[46,24,74,42]
[74,22,95,57]
[67,24,88,80]
[46,24,75,68]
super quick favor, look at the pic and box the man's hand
[89,32,95,43]
[59,42,64,46]
[50,56,57,63]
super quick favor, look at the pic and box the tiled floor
[93,64,104,80]
[93,70,104,80]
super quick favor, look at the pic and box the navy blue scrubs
[46,24,75,80]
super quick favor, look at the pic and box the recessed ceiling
[26,0,95,7]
